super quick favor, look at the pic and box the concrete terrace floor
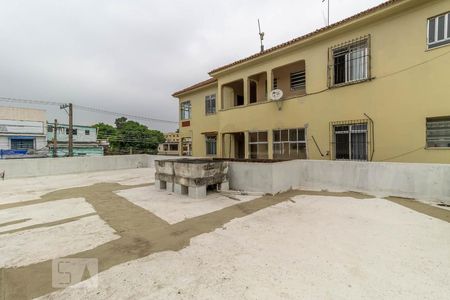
[0,168,449,300]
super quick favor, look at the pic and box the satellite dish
[270,89,283,101]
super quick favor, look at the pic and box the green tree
[93,118,165,154]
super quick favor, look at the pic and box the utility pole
[60,103,74,157]
[68,103,73,157]
[53,119,58,158]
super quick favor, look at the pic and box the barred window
[333,122,368,161]
[426,116,450,148]
[11,138,34,150]
[330,37,369,86]
[65,128,77,135]
[273,77,278,89]
[180,101,191,120]
[205,135,217,155]
[428,13,450,49]
[290,71,306,91]
[249,131,268,159]
[273,128,306,159]
[205,94,216,115]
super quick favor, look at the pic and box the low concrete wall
[229,160,450,204]
[0,155,178,179]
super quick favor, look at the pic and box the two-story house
[47,123,103,157]
[173,0,450,163]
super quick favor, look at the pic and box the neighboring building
[158,132,180,156]
[0,106,48,158]
[47,123,103,157]
[173,0,450,163]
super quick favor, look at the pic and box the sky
[0,0,386,132]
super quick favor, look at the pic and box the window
[333,123,368,161]
[47,125,53,133]
[85,130,90,135]
[273,128,307,159]
[249,131,268,159]
[428,13,450,49]
[181,137,192,156]
[205,135,217,155]
[11,138,34,150]
[290,71,306,91]
[330,37,369,86]
[273,77,278,89]
[426,116,450,148]
[205,94,216,115]
[66,128,77,135]
[180,101,191,120]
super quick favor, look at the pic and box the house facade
[47,123,103,157]
[173,0,450,163]
[0,106,47,158]
[157,132,180,156]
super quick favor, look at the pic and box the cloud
[0,0,385,131]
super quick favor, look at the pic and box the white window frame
[205,135,217,155]
[205,94,216,115]
[330,37,370,87]
[333,123,368,161]
[180,101,191,120]
[273,128,307,159]
[249,131,269,159]
[427,12,450,49]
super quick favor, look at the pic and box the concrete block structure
[172,0,450,164]
[155,159,229,198]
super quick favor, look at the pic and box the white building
[0,106,47,157]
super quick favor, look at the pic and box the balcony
[271,60,306,100]
[222,79,244,110]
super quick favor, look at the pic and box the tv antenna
[258,19,265,52]
[322,0,330,26]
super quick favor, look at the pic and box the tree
[93,123,116,140]
[93,118,165,154]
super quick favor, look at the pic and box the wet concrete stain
[0,184,445,299]
[386,196,450,223]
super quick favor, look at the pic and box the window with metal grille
[180,101,191,120]
[273,77,278,89]
[249,131,268,159]
[428,12,450,49]
[47,125,53,133]
[290,71,306,91]
[205,94,216,115]
[426,116,450,148]
[273,128,306,159]
[66,128,77,135]
[330,37,369,86]
[11,138,34,150]
[333,122,368,161]
[85,130,90,135]
[205,135,217,155]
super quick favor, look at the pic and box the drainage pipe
[364,113,375,161]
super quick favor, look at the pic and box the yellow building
[173,0,450,163]
[158,132,180,156]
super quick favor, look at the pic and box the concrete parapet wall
[0,155,177,179]
[229,160,450,204]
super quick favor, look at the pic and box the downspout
[311,135,326,157]
[364,113,375,161]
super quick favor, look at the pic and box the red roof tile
[172,78,217,97]
[209,0,404,74]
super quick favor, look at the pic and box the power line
[0,96,178,124]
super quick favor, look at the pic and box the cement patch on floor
[0,215,119,268]
[38,194,450,300]
[116,186,260,224]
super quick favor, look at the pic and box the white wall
[229,160,450,204]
